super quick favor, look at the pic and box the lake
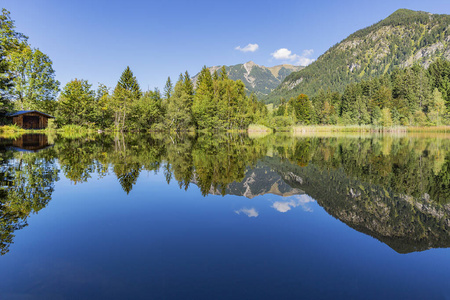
[1,132,450,299]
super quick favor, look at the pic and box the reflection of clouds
[272,195,315,213]
[235,207,259,218]
[272,201,294,213]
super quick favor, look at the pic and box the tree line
[0,9,268,131]
[273,59,450,127]
[55,66,268,131]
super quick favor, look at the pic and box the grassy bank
[4,124,450,138]
[248,124,273,133]
[292,125,410,133]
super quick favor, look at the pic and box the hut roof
[6,110,55,118]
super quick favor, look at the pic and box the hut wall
[12,115,23,127]
[12,112,51,129]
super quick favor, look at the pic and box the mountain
[266,9,450,104]
[192,163,304,199]
[192,61,303,98]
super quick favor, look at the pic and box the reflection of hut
[0,134,53,152]
[12,134,51,151]
[7,110,54,129]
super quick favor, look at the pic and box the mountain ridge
[192,61,303,97]
[265,9,450,104]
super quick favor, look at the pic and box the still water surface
[1,133,450,299]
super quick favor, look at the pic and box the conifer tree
[193,66,216,129]
[219,66,228,80]
[166,73,193,131]
[290,94,312,124]
[116,66,141,99]
[163,76,173,100]
[112,66,142,131]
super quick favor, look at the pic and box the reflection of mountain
[192,163,304,199]
[263,156,450,254]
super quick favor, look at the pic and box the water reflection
[1,133,53,152]
[0,137,59,255]
[1,133,450,254]
[235,207,259,218]
[272,196,315,213]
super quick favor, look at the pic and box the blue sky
[3,0,450,91]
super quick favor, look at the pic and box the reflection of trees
[52,133,268,195]
[263,136,450,253]
[51,133,450,201]
[4,133,450,254]
[55,136,114,183]
[266,153,450,253]
[192,134,267,196]
[262,136,450,204]
[164,134,195,190]
[0,150,59,255]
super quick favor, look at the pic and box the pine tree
[193,66,215,129]
[116,66,141,99]
[166,73,193,131]
[163,76,173,100]
[112,66,142,131]
[219,66,228,80]
[290,94,312,124]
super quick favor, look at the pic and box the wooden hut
[7,110,55,129]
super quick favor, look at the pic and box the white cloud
[272,196,315,213]
[235,43,259,53]
[271,48,296,60]
[271,48,315,66]
[235,207,259,218]
[272,201,295,213]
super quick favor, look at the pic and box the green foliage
[94,84,114,129]
[288,94,312,124]
[0,9,27,113]
[277,60,450,127]
[129,89,163,131]
[166,73,194,131]
[9,46,60,111]
[57,79,96,126]
[163,76,173,100]
[112,66,142,131]
[116,66,141,99]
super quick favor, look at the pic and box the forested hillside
[266,9,450,105]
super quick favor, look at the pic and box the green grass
[248,124,273,133]
[290,125,450,133]
[0,124,24,133]
[406,126,450,133]
[292,125,410,133]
